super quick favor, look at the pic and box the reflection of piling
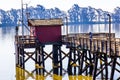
[53,44,62,79]
[79,38,94,76]
[110,41,117,80]
[92,40,108,80]
[35,45,45,80]
[15,43,25,80]
[67,37,81,76]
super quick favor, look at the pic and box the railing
[62,33,120,56]
[15,35,38,45]
[15,33,120,56]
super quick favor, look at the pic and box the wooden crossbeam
[24,52,35,63]
[44,51,53,60]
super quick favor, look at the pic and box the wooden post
[107,14,111,56]
[53,44,62,76]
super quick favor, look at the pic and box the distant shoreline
[0,21,120,27]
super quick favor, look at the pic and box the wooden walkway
[62,33,120,56]
[15,33,120,80]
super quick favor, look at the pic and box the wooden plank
[62,33,120,56]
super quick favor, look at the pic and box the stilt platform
[15,32,120,80]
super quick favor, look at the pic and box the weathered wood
[15,32,120,79]
[62,33,120,56]
[15,33,120,56]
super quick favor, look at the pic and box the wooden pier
[62,33,120,80]
[14,19,120,80]
[15,32,120,80]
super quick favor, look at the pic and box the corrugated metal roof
[28,18,63,27]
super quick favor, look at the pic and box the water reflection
[68,23,120,38]
[16,66,93,80]
[0,23,120,80]
[0,26,15,80]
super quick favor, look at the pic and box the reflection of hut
[28,18,63,44]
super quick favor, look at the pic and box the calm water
[0,24,120,80]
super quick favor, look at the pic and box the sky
[0,0,120,12]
